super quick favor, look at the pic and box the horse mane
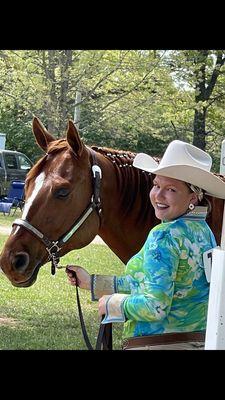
[91,145,158,223]
[91,145,136,167]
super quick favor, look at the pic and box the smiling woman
[150,175,199,222]
[66,140,225,350]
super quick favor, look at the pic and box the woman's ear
[190,192,198,205]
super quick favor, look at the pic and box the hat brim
[136,162,225,200]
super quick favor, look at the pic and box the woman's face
[150,175,198,221]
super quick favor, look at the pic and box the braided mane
[91,145,157,223]
[91,145,136,167]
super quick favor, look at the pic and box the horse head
[0,117,101,287]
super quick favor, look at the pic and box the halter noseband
[12,148,102,275]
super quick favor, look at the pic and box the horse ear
[66,120,84,157]
[32,116,55,152]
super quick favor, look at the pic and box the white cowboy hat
[133,140,225,199]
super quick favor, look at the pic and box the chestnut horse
[0,117,224,288]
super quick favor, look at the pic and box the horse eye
[54,188,70,199]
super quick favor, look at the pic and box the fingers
[64,265,90,290]
[65,265,77,286]
[66,265,77,273]
[98,295,109,317]
[66,265,77,276]
[67,275,77,286]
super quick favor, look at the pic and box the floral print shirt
[114,207,217,339]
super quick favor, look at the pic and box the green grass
[0,209,22,226]
[0,221,125,350]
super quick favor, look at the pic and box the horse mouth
[12,262,42,288]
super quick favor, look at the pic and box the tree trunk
[58,50,73,134]
[192,51,208,150]
[74,90,81,129]
[192,50,225,150]
[193,108,207,150]
[46,50,58,134]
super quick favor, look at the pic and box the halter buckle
[46,241,61,256]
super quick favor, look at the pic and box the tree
[1,49,225,171]
[164,50,225,152]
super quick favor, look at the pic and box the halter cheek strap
[12,148,102,275]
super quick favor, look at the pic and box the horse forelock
[47,138,68,153]
[26,139,70,185]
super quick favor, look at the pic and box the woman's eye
[54,188,70,199]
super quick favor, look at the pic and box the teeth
[157,204,168,208]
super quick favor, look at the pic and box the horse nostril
[13,252,29,272]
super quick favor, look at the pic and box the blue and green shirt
[101,207,217,339]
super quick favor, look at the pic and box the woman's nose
[155,189,165,200]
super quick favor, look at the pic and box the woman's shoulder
[147,221,182,253]
[150,216,211,242]
[150,219,184,239]
[151,218,184,232]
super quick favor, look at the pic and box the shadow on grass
[0,306,123,350]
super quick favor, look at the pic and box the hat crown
[159,140,212,171]
[133,140,225,199]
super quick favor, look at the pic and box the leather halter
[12,148,102,275]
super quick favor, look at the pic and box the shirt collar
[162,206,208,223]
[179,206,208,221]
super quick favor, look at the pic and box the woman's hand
[66,265,91,290]
[98,295,111,317]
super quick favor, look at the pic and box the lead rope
[71,270,112,350]
[74,150,112,350]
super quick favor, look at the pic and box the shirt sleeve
[115,275,133,294]
[90,273,132,301]
[122,228,181,322]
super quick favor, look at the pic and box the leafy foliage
[0,50,225,169]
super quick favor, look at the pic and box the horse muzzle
[10,260,42,287]
[12,251,30,272]
[0,247,43,287]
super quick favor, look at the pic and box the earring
[189,203,195,211]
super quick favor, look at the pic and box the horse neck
[92,148,157,264]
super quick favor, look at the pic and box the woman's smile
[156,203,169,208]
[150,175,198,221]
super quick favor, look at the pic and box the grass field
[0,210,20,227]
[0,215,125,350]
